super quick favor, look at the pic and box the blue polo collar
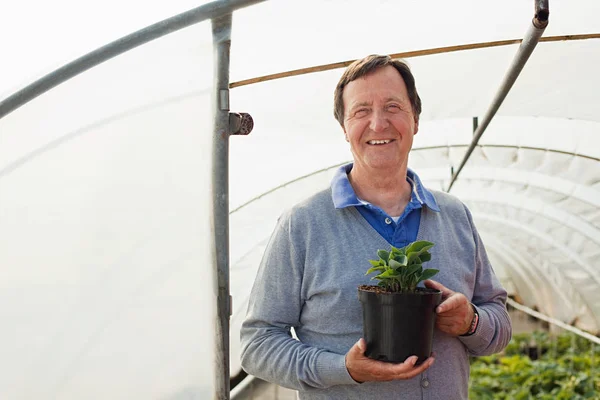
[331,163,440,212]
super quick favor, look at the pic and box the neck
[349,165,412,217]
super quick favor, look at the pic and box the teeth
[368,140,391,145]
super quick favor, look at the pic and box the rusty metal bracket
[229,112,254,135]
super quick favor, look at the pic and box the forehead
[343,65,409,107]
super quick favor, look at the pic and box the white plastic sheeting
[1,13,217,400]
[1,0,600,398]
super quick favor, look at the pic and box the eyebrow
[348,101,371,111]
[384,96,406,103]
[348,97,407,112]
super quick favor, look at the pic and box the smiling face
[342,65,419,177]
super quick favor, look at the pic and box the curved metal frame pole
[0,0,265,120]
[507,299,600,343]
[446,0,549,192]
[212,13,234,400]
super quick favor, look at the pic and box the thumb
[350,338,366,356]
[425,279,452,295]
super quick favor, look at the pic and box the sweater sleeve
[240,212,358,391]
[459,205,513,355]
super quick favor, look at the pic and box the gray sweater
[240,188,512,399]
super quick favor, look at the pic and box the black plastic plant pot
[358,287,442,364]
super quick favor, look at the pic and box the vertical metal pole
[591,343,596,394]
[211,12,233,400]
[571,333,576,373]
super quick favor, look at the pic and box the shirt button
[421,378,430,388]
[384,217,392,225]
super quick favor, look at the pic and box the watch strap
[461,303,479,337]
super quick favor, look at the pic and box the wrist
[460,304,479,336]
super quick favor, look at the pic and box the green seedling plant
[365,240,439,293]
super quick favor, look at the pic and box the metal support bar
[0,0,266,120]
[507,298,600,345]
[211,14,254,398]
[592,342,596,394]
[212,13,233,400]
[446,0,549,191]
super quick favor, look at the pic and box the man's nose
[369,109,389,132]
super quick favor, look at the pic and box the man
[240,54,512,399]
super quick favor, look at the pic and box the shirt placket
[381,211,395,242]
[391,222,407,247]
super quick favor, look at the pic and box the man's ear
[414,117,419,135]
[343,126,349,142]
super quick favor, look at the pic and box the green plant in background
[365,240,439,293]
[469,331,600,399]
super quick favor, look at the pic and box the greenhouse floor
[232,309,545,400]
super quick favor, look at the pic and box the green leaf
[405,263,422,277]
[406,243,433,267]
[368,259,381,267]
[376,269,400,278]
[393,254,408,266]
[389,259,404,270]
[407,255,421,265]
[419,252,432,263]
[377,249,390,261]
[419,268,440,281]
[390,246,406,257]
[404,240,434,254]
[365,266,386,275]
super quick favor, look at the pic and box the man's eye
[387,104,401,112]
[355,109,369,117]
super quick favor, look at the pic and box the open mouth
[367,139,394,145]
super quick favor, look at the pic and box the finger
[437,293,470,314]
[372,356,417,379]
[393,356,435,379]
[413,356,435,374]
[437,294,462,313]
[392,355,427,372]
[402,355,419,367]
[424,280,454,297]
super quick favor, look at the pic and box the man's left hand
[424,280,474,336]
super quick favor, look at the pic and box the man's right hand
[345,338,434,383]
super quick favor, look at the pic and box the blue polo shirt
[331,163,440,247]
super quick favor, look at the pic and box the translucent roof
[1,0,599,398]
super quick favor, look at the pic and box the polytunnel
[1,0,599,398]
